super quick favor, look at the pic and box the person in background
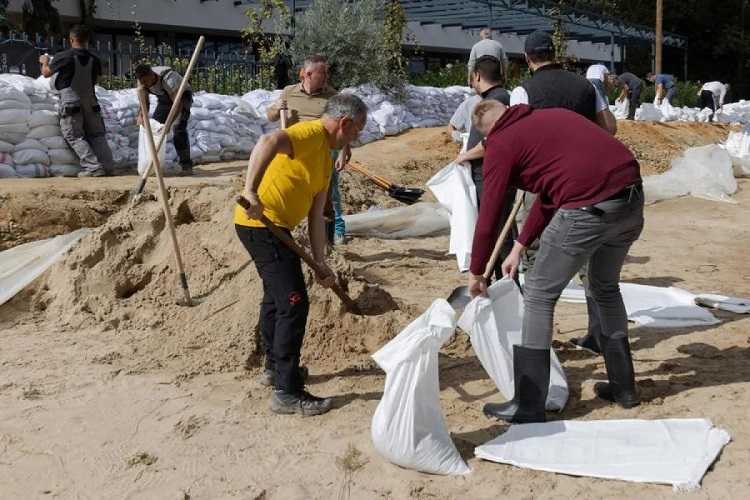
[698,81,730,122]
[647,72,677,105]
[448,94,481,143]
[467,27,507,86]
[616,72,643,120]
[586,63,612,107]
[267,54,350,246]
[134,63,194,176]
[235,94,368,416]
[39,24,113,178]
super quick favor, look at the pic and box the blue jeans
[330,152,345,236]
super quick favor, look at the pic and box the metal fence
[0,32,273,95]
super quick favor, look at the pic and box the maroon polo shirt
[470,104,641,275]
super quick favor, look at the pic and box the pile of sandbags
[722,126,750,177]
[636,101,714,123]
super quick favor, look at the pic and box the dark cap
[524,30,554,55]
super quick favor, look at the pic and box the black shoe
[594,335,640,409]
[258,366,309,387]
[178,165,194,177]
[483,345,550,424]
[77,169,106,178]
[270,389,332,416]
[570,296,603,354]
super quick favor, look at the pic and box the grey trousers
[521,191,644,350]
[60,106,114,174]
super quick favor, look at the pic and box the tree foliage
[21,0,62,35]
[242,0,291,90]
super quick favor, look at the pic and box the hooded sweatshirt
[470,104,641,275]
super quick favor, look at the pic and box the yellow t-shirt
[234,119,332,229]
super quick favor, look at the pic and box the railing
[0,32,273,95]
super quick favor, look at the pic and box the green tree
[242,0,291,90]
[79,0,96,28]
[21,0,62,35]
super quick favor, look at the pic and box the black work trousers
[236,225,309,393]
[700,90,717,121]
[153,92,193,167]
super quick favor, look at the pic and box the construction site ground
[1,122,748,499]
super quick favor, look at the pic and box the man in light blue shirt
[647,73,676,105]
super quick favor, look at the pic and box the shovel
[347,162,424,205]
[447,196,523,312]
[235,196,362,315]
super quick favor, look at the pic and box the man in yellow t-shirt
[235,94,367,417]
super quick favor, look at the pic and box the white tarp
[0,228,91,306]
[371,299,470,475]
[558,281,720,328]
[426,162,478,271]
[343,202,449,239]
[475,419,731,491]
[694,294,750,314]
[457,279,569,411]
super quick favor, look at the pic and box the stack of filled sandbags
[12,137,49,177]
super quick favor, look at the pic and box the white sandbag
[0,164,18,178]
[475,419,730,491]
[723,129,750,178]
[695,294,750,314]
[14,138,47,152]
[49,148,78,164]
[0,152,12,165]
[457,279,569,411]
[48,164,81,177]
[612,98,629,120]
[27,124,62,140]
[0,229,91,306]
[14,163,49,178]
[643,145,737,203]
[0,87,31,108]
[13,148,49,166]
[426,162,478,272]
[0,122,30,134]
[137,120,168,175]
[0,108,30,125]
[39,136,68,149]
[343,202,450,239]
[371,299,470,475]
[0,132,27,145]
[29,110,59,128]
[0,140,14,153]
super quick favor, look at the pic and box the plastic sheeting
[371,299,470,475]
[457,279,569,411]
[343,203,449,239]
[426,162,478,271]
[0,228,91,306]
[475,419,730,491]
[643,145,737,203]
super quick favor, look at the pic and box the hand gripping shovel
[347,162,424,205]
[236,196,362,315]
[447,196,523,312]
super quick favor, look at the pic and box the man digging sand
[468,100,644,423]
[235,94,367,416]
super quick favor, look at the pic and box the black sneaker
[270,389,333,416]
[258,366,309,387]
[77,169,106,178]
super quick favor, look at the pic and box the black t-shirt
[467,84,511,170]
[49,48,102,90]
[617,72,642,93]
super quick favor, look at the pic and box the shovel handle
[348,162,393,189]
[482,196,524,280]
[235,196,360,313]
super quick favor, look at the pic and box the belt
[577,183,642,216]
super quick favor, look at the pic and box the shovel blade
[447,285,472,312]
[388,185,424,205]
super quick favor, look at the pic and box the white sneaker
[333,233,346,246]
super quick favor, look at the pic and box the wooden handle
[482,196,523,280]
[347,163,392,190]
[236,196,360,313]
[136,36,205,193]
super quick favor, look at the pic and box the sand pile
[19,184,413,380]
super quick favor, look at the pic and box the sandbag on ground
[457,279,569,411]
[343,202,450,239]
[475,419,730,491]
[371,299,470,475]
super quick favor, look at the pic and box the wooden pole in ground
[137,88,192,306]
[133,35,205,196]
[655,0,663,75]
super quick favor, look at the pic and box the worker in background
[616,72,643,120]
[647,72,677,105]
[586,63,612,107]
[39,24,113,178]
[698,81,730,122]
[267,54,350,246]
[235,94,368,417]
[509,30,617,355]
[469,100,643,423]
[467,27,508,86]
[134,63,194,176]
[448,94,481,143]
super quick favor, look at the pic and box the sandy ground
[1,123,749,499]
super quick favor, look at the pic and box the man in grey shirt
[467,28,507,85]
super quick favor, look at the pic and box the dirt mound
[15,185,413,380]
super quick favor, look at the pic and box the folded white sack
[475,418,730,491]
[457,278,569,411]
[371,299,470,475]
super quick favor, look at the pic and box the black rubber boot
[569,296,603,354]
[595,335,640,409]
[483,345,550,424]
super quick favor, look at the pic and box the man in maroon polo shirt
[468,100,644,424]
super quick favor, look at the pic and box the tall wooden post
[655,0,663,74]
